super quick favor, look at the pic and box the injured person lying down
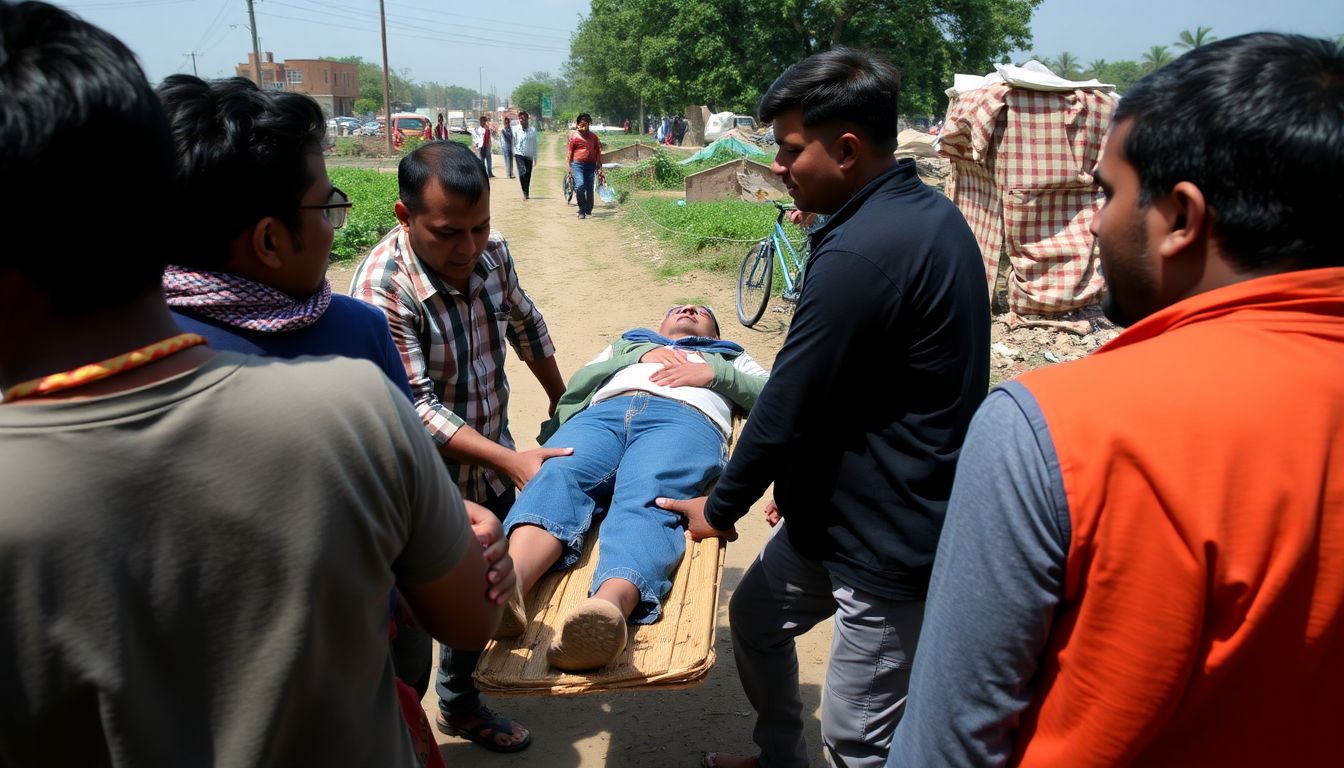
[498,304,768,671]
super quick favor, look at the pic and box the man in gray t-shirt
[0,6,511,765]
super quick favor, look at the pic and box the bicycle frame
[768,203,808,300]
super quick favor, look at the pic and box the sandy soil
[328,133,831,767]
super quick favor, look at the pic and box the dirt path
[329,134,831,767]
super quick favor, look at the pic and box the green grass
[595,133,645,151]
[623,197,807,289]
[329,168,400,261]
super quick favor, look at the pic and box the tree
[1051,51,1081,79]
[1142,45,1172,73]
[1086,59,1107,78]
[1091,59,1145,93]
[512,72,569,120]
[567,0,1043,123]
[1175,26,1216,51]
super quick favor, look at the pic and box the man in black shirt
[660,47,989,768]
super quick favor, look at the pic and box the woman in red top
[566,113,604,219]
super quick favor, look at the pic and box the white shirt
[512,125,538,159]
[588,345,768,437]
[471,124,490,149]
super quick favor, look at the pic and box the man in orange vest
[889,33,1344,767]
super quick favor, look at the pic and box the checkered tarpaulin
[941,84,1116,314]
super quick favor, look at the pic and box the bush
[329,168,399,261]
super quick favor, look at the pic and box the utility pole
[378,0,393,154]
[183,51,198,77]
[478,66,484,113]
[245,0,261,86]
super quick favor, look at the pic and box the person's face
[770,108,849,215]
[578,118,591,134]
[280,152,337,297]
[658,304,717,338]
[1092,119,1162,327]
[519,113,529,128]
[397,179,491,289]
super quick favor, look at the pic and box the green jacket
[537,338,767,443]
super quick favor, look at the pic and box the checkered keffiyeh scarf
[163,266,332,332]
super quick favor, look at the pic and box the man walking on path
[660,47,989,768]
[500,113,516,179]
[352,140,571,754]
[513,110,538,200]
[472,114,494,177]
[566,112,604,219]
[889,33,1344,768]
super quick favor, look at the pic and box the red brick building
[236,52,359,117]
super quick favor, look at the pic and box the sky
[47,0,1344,96]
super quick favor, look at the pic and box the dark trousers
[516,155,534,198]
[436,484,516,715]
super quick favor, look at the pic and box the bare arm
[526,355,567,416]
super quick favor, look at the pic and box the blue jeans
[437,484,514,716]
[479,145,493,176]
[503,393,728,623]
[571,161,597,215]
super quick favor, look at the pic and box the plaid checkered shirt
[351,226,554,501]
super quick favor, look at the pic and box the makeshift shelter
[684,158,786,203]
[679,136,767,165]
[940,62,1117,314]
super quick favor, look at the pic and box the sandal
[435,706,532,753]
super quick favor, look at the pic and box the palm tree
[1052,51,1081,80]
[1087,59,1108,79]
[1175,26,1216,51]
[1143,45,1173,73]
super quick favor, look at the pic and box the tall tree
[1142,45,1172,73]
[567,0,1042,121]
[1086,59,1107,78]
[1051,51,1081,79]
[1174,26,1216,51]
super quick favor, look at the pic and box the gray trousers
[730,524,924,768]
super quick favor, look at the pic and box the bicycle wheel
[736,240,774,327]
[563,174,575,204]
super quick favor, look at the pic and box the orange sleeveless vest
[1012,268,1344,766]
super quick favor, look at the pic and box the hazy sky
[48,0,1344,95]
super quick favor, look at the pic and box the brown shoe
[546,597,627,671]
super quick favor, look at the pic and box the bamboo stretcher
[473,521,727,696]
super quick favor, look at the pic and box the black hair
[399,140,489,213]
[156,75,326,270]
[1115,33,1344,272]
[519,110,529,118]
[577,112,592,124]
[757,46,902,152]
[0,1,175,310]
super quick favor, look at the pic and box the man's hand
[656,496,738,542]
[764,498,781,528]
[500,446,573,490]
[648,358,713,388]
[640,347,688,367]
[464,501,517,604]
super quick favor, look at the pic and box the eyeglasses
[298,186,352,229]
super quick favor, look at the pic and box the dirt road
[329,134,832,767]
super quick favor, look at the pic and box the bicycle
[562,172,574,204]
[736,200,809,328]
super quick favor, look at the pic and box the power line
[253,10,569,54]
[264,0,571,48]
[295,0,572,43]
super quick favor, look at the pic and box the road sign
[542,93,553,118]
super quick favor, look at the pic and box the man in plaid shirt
[353,141,568,753]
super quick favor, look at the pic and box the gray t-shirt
[888,381,1070,766]
[0,353,472,767]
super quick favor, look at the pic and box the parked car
[704,112,759,143]
[359,121,381,136]
[389,112,431,139]
[327,116,362,134]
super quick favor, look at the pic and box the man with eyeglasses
[154,76,493,709]
[495,304,768,671]
[155,75,412,400]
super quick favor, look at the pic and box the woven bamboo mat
[474,517,727,696]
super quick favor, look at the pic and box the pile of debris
[988,305,1120,382]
